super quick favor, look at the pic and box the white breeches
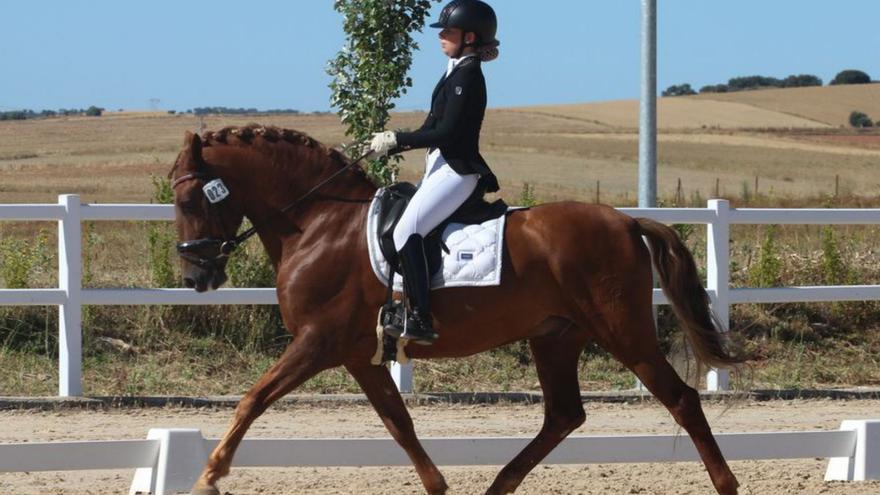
[392,149,479,250]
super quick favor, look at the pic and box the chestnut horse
[171,125,743,495]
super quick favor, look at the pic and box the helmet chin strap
[454,31,477,58]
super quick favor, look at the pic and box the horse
[170,125,744,495]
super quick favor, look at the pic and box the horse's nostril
[184,277,196,289]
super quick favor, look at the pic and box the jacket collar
[446,54,478,77]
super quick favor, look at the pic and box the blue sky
[1,1,878,112]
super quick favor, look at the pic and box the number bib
[202,179,230,204]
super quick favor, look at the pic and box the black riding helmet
[431,0,500,52]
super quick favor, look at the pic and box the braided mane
[198,124,374,184]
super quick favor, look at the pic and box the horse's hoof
[427,481,449,495]
[190,482,221,495]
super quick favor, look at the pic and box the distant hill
[501,83,880,130]
[693,83,880,127]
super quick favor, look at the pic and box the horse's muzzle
[183,265,228,293]
[177,239,229,292]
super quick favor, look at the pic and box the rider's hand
[368,131,397,158]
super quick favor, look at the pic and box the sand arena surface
[1,399,878,494]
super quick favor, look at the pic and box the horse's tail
[636,217,745,370]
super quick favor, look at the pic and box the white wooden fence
[1,195,879,396]
[0,420,875,494]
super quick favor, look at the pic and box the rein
[174,147,374,269]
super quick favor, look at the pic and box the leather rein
[173,148,373,270]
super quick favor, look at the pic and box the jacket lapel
[430,72,446,104]
[430,57,479,105]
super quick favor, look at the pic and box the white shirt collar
[446,53,477,77]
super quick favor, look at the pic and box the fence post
[391,362,413,394]
[58,194,83,397]
[706,199,730,391]
[825,419,880,481]
[129,428,209,495]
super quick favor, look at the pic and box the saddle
[376,181,508,277]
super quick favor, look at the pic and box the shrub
[147,175,176,288]
[831,70,871,85]
[849,111,874,128]
[0,231,53,354]
[0,231,51,289]
[748,226,782,288]
[662,83,697,97]
[821,227,852,285]
[519,183,538,207]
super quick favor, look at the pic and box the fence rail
[1,195,879,396]
[0,420,876,495]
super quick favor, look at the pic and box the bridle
[173,148,373,271]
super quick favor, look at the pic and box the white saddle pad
[366,190,509,290]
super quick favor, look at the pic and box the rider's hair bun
[478,46,498,62]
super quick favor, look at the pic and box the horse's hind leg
[487,322,588,495]
[347,363,448,495]
[627,351,738,494]
[190,329,336,495]
[592,308,739,495]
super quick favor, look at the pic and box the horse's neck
[221,147,376,267]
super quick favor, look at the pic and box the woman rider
[369,0,500,345]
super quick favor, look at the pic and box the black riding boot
[396,234,438,345]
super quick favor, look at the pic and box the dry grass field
[511,98,829,129]
[523,83,880,129]
[2,84,880,206]
[694,83,880,127]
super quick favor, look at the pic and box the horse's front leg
[347,363,448,495]
[190,328,337,495]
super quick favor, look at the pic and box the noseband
[173,149,372,271]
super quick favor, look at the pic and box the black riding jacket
[395,56,499,192]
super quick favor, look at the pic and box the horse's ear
[184,131,203,162]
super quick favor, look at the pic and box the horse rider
[369,0,501,345]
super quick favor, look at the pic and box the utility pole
[636,0,658,392]
[639,0,657,208]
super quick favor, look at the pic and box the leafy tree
[191,106,299,115]
[0,111,28,120]
[327,0,439,185]
[728,75,783,91]
[831,70,871,85]
[85,106,104,117]
[849,111,873,128]
[699,84,729,93]
[782,74,822,87]
[662,83,697,97]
